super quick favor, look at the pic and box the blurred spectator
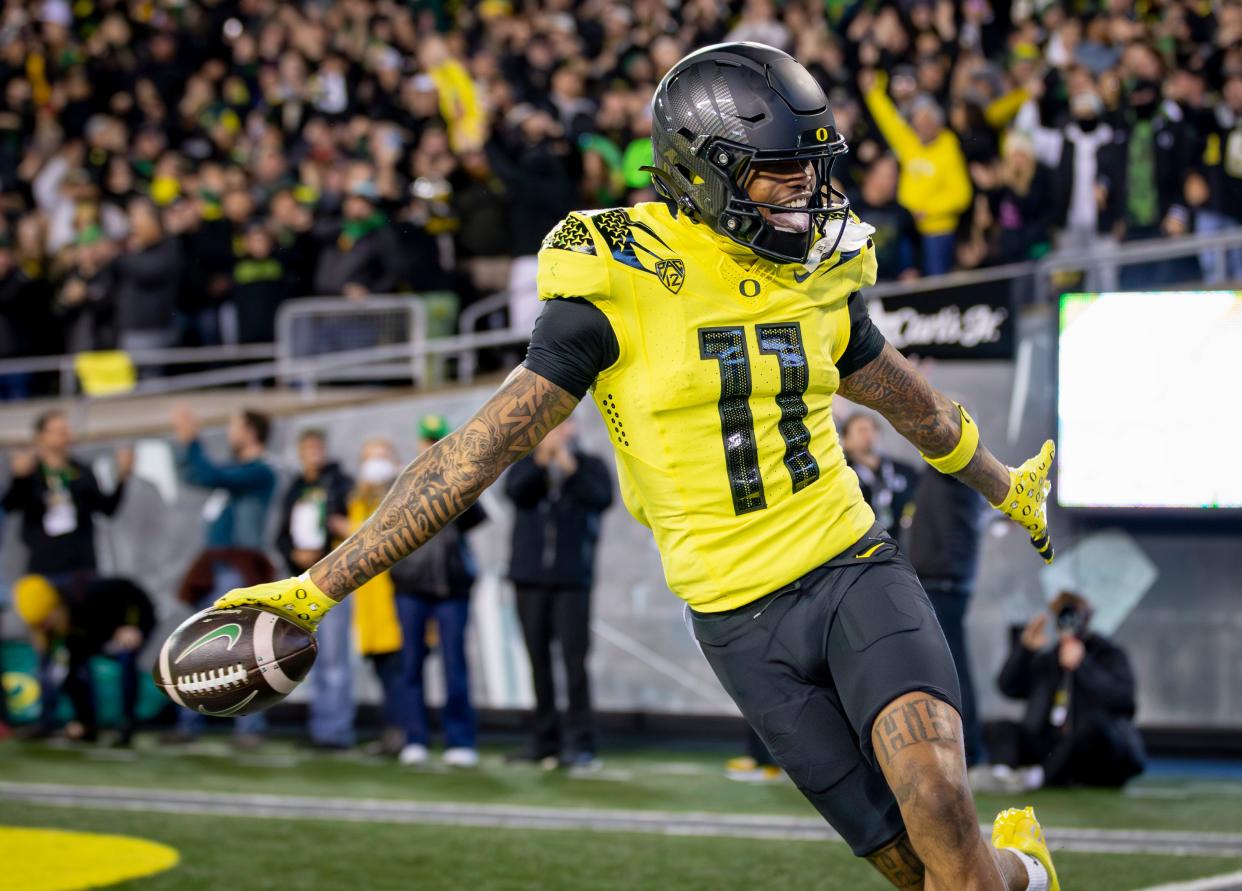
[387,415,487,768]
[725,728,782,784]
[997,591,1145,789]
[230,224,289,344]
[861,71,972,275]
[1189,71,1242,283]
[167,405,276,746]
[1034,88,1123,250]
[907,471,988,774]
[275,429,354,750]
[504,418,613,769]
[0,236,53,398]
[113,198,184,355]
[839,413,918,540]
[3,410,132,579]
[172,406,277,550]
[1113,51,1197,286]
[849,155,920,281]
[347,437,416,762]
[312,182,402,300]
[15,573,154,746]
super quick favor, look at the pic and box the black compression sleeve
[836,291,887,378]
[522,298,620,399]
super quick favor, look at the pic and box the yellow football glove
[213,575,337,634]
[991,440,1055,564]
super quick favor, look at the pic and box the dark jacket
[2,459,125,575]
[112,237,184,332]
[231,253,289,343]
[1112,107,1191,236]
[312,224,403,296]
[1052,122,1127,233]
[389,502,488,600]
[997,631,1145,786]
[846,455,918,541]
[1191,106,1242,223]
[504,450,613,589]
[987,163,1057,263]
[850,197,920,280]
[274,462,354,575]
[907,471,985,585]
[62,575,156,658]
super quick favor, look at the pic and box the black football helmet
[645,42,851,265]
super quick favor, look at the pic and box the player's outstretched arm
[215,368,580,628]
[838,343,1055,562]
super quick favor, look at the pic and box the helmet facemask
[713,137,852,265]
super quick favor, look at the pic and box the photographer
[997,591,1145,788]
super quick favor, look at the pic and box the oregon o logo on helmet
[816,127,829,142]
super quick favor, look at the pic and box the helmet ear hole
[673,164,699,186]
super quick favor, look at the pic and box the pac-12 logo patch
[655,259,685,294]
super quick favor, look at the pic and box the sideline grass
[4,739,1240,833]
[4,803,1241,891]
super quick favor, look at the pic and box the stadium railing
[2,228,1240,402]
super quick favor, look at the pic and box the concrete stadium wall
[3,303,1238,729]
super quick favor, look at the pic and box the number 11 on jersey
[699,323,821,516]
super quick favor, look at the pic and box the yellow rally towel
[348,497,403,655]
[75,351,137,396]
[428,58,486,152]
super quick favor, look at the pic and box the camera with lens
[1056,603,1088,637]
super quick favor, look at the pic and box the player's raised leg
[870,692,1052,891]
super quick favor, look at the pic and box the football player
[219,44,1057,891]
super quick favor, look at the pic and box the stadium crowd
[0,0,1239,389]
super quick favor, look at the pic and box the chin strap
[640,165,700,221]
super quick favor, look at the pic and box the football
[153,606,317,717]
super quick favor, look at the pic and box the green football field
[3,738,1242,890]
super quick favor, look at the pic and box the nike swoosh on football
[197,690,258,717]
[176,623,242,664]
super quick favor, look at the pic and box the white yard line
[2,781,1241,889]
[1137,872,1242,891]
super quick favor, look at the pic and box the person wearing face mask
[347,438,415,762]
[1112,52,1198,286]
[1038,89,1127,252]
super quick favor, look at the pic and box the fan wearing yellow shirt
[218,44,1058,891]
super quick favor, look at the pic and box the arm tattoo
[872,696,960,768]
[866,833,926,890]
[838,344,1010,504]
[309,368,579,598]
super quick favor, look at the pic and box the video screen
[1057,291,1242,510]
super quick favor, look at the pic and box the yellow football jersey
[536,202,878,612]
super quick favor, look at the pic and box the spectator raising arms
[2,410,131,580]
[861,70,972,276]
